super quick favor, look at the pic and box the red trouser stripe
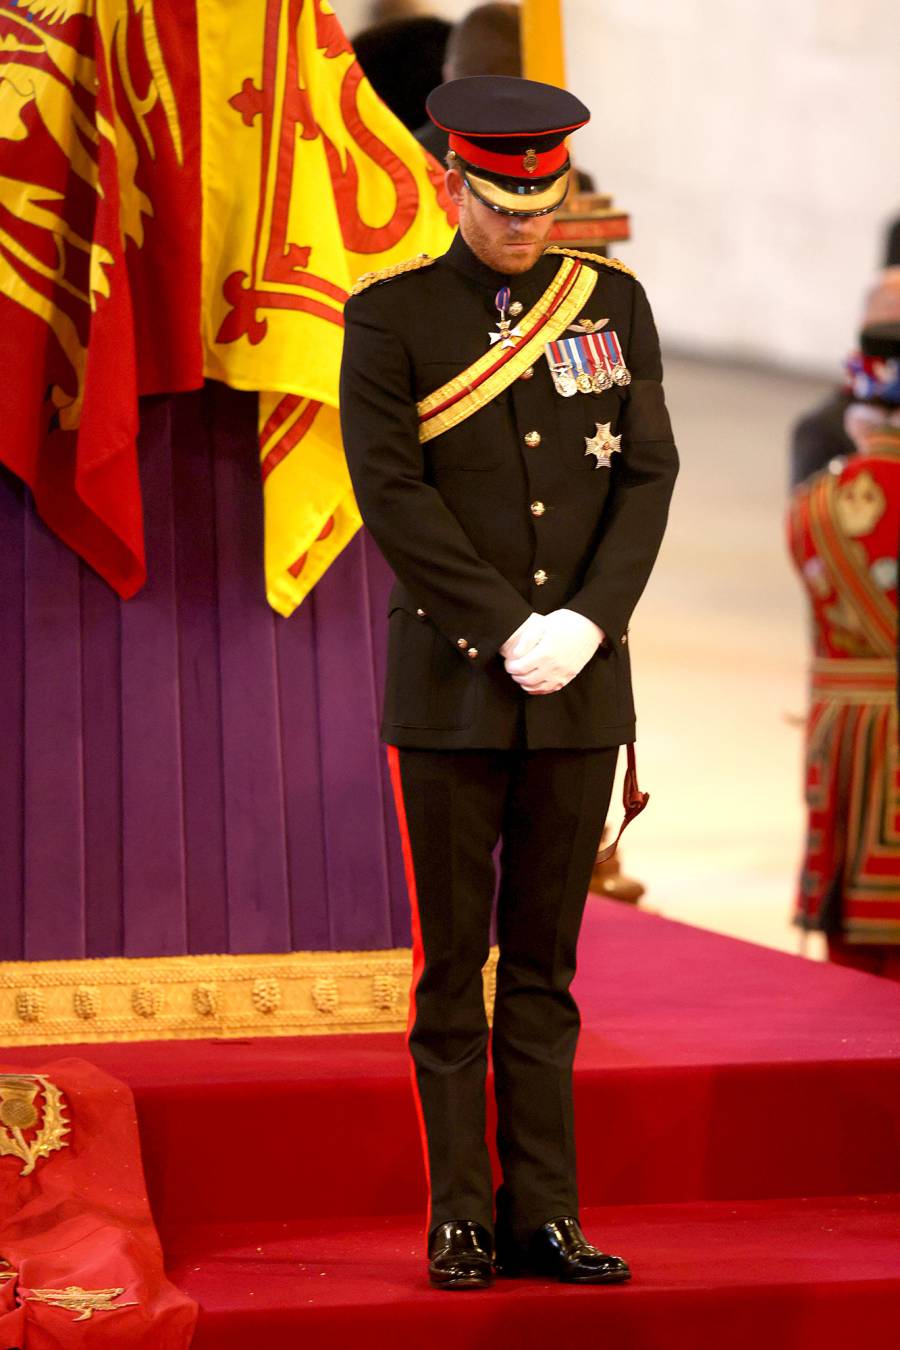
[386,744,432,1232]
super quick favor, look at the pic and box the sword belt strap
[596,742,649,865]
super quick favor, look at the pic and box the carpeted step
[166,1195,900,1350]
[10,903,900,1238]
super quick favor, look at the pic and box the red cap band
[448,133,569,179]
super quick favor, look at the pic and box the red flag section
[0,1059,197,1346]
[0,1,201,599]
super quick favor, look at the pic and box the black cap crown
[427,75,590,216]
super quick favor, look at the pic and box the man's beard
[462,212,545,274]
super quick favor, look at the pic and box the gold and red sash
[807,471,897,657]
[416,256,598,443]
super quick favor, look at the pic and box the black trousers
[388,744,619,1243]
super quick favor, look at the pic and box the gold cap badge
[523,148,538,173]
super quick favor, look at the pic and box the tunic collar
[443,230,558,310]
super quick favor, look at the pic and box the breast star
[584,422,622,469]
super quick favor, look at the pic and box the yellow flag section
[197,0,456,615]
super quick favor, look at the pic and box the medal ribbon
[562,336,590,382]
[544,339,575,393]
[600,331,619,372]
[585,331,611,381]
[601,329,630,380]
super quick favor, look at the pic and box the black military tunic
[339,232,678,1244]
[340,232,678,751]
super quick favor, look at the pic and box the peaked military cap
[426,74,590,217]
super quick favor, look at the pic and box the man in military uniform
[339,75,678,1290]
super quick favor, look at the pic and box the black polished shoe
[427,1220,494,1290]
[496,1216,631,1285]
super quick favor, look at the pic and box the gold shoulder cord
[350,253,436,296]
[545,246,636,279]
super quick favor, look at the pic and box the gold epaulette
[545,246,636,279]
[350,253,436,296]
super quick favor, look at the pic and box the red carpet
[8,901,900,1345]
[163,1198,900,1350]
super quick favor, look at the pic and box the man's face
[845,403,900,454]
[446,168,559,274]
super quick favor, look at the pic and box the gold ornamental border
[0,948,500,1046]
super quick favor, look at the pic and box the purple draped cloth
[0,382,411,960]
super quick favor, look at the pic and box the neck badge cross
[489,286,524,348]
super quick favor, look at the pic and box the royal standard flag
[0,0,454,614]
[0,0,199,600]
[199,0,456,615]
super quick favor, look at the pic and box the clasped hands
[499,610,605,696]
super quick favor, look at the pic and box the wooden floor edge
[0,947,499,1046]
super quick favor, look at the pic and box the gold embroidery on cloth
[809,475,896,656]
[417,258,598,443]
[834,469,886,538]
[0,1259,17,1284]
[26,1286,139,1322]
[0,1075,69,1177]
[0,947,500,1045]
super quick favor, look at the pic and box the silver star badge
[584,421,622,469]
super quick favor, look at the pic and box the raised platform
[8,901,900,1345]
[163,1198,900,1349]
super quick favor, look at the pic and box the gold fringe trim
[350,253,435,296]
[545,245,636,278]
[0,948,499,1045]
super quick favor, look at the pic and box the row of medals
[547,349,632,399]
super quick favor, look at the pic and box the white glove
[499,611,546,661]
[504,608,604,695]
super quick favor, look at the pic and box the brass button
[456,637,468,650]
[466,647,479,660]
[509,300,524,318]
[533,569,548,586]
[524,430,541,448]
[416,608,427,619]
[530,501,546,517]
[520,365,535,380]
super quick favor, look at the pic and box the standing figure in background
[351,15,451,130]
[788,321,900,979]
[790,268,900,489]
[414,3,522,162]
